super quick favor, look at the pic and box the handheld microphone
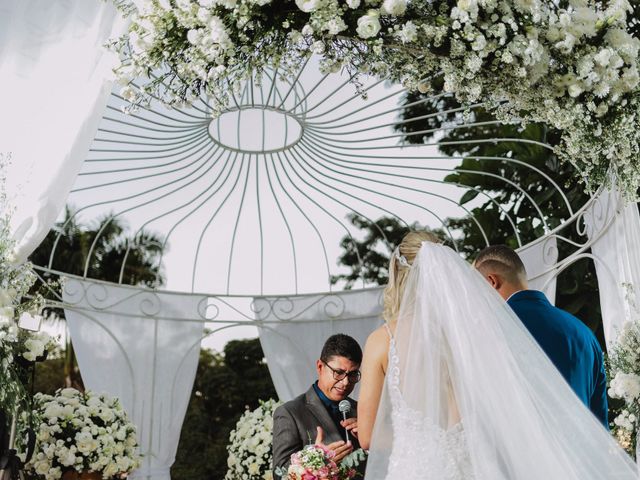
[338,400,352,443]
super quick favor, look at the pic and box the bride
[356,231,638,479]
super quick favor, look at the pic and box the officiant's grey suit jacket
[272,386,360,478]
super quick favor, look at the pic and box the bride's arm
[357,326,389,450]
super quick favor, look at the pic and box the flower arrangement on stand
[110,0,640,197]
[1,152,58,431]
[607,284,640,457]
[24,388,140,480]
[225,398,281,480]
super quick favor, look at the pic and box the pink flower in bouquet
[286,444,355,480]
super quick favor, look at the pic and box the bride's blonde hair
[383,230,440,325]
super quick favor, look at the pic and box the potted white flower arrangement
[25,388,140,480]
[225,398,281,480]
[607,284,640,457]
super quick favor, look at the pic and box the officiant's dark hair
[320,334,363,364]
[474,245,527,284]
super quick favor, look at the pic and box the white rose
[34,459,52,476]
[187,29,201,45]
[0,306,14,320]
[0,289,13,307]
[288,30,303,43]
[61,388,79,399]
[59,451,76,467]
[594,48,613,67]
[208,17,232,48]
[22,351,37,362]
[196,7,211,23]
[356,12,381,39]
[76,432,98,454]
[103,463,119,477]
[301,24,314,36]
[346,0,360,8]
[99,408,115,423]
[567,83,583,97]
[311,41,325,54]
[456,0,476,12]
[381,0,406,16]
[295,0,323,12]
[24,338,45,358]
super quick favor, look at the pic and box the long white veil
[366,242,637,479]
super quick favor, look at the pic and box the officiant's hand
[314,426,353,463]
[340,418,358,439]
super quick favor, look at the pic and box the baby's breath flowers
[111,0,640,196]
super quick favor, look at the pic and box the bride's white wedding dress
[366,243,637,480]
[384,324,473,480]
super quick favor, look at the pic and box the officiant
[272,334,364,478]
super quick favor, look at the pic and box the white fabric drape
[0,0,124,262]
[255,288,384,402]
[583,189,640,349]
[63,278,206,480]
[517,237,559,304]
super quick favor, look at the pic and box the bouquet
[225,398,281,480]
[281,444,364,480]
[25,388,140,480]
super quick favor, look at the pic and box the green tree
[29,207,165,390]
[333,76,605,345]
[172,338,277,480]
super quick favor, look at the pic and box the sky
[37,57,494,352]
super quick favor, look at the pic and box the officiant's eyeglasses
[322,360,361,383]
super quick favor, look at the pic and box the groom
[272,334,363,478]
[474,245,608,427]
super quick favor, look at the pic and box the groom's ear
[486,273,502,290]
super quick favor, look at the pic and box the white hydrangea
[25,389,140,480]
[225,399,281,480]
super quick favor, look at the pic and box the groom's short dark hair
[320,334,362,365]
[474,245,527,284]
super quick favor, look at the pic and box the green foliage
[172,339,277,480]
[334,78,606,346]
[28,207,166,390]
[33,352,66,396]
[330,214,425,289]
[29,206,165,288]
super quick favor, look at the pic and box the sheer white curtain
[62,278,206,480]
[256,240,561,403]
[517,237,558,304]
[255,288,384,401]
[583,189,640,349]
[0,0,124,262]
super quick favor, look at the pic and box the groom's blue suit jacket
[507,290,608,428]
